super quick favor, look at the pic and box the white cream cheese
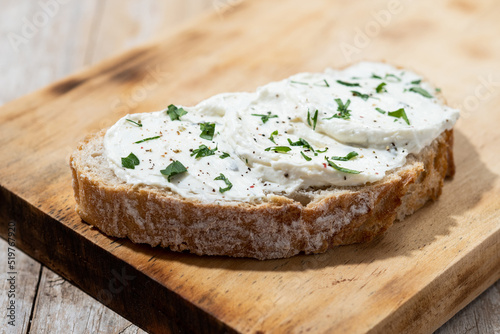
[104,62,459,202]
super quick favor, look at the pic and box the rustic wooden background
[0,0,498,333]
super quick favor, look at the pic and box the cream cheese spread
[104,62,459,202]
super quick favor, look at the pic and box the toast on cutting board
[70,62,459,260]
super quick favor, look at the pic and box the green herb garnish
[269,130,278,144]
[134,136,161,144]
[300,151,312,161]
[251,111,278,124]
[199,122,216,140]
[220,152,230,159]
[264,146,291,153]
[321,79,330,87]
[351,91,370,101]
[371,74,382,79]
[307,109,319,130]
[435,88,441,93]
[190,144,217,159]
[388,108,411,125]
[214,173,232,193]
[287,138,314,152]
[325,157,361,174]
[376,107,386,114]
[409,87,432,98]
[336,80,360,87]
[316,147,328,153]
[126,119,142,127]
[290,80,309,85]
[330,151,359,161]
[411,79,422,85]
[375,82,387,93]
[325,98,351,120]
[166,104,187,121]
[160,160,187,182]
[121,153,140,169]
[385,74,401,82]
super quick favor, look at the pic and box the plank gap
[25,265,43,334]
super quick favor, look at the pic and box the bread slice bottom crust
[70,130,454,260]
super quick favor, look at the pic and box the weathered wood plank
[435,280,500,334]
[29,267,147,334]
[0,238,41,334]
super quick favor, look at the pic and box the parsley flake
[376,107,386,114]
[325,157,361,174]
[336,80,360,87]
[251,112,278,124]
[409,87,432,98]
[126,119,142,127]
[166,104,187,121]
[199,122,216,140]
[160,160,187,182]
[190,144,217,159]
[220,152,230,159]
[371,74,382,79]
[214,173,233,193]
[411,79,422,85]
[121,153,140,169]
[385,74,401,82]
[307,109,319,130]
[300,151,312,161]
[388,108,411,125]
[351,91,370,101]
[375,82,387,93]
[264,146,291,153]
[269,130,278,144]
[331,151,359,161]
[288,138,315,152]
[325,98,351,120]
[134,136,161,144]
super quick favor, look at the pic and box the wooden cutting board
[1,0,499,333]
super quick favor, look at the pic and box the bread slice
[70,128,454,260]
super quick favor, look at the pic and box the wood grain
[1,0,499,333]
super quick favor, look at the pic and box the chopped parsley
[385,74,401,82]
[220,152,230,159]
[307,109,319,130]
[351,90,370,101]
[126,119,142,127]
[325,98,351,120]
[320,79,330,87]
[199,122,216,140]
[290,80,309,85]
[251,111,278,124]
[435,88,442,93]
[330,151,359,161]
[316,147,328,153]
[287,138,314,152]
[371,74,382,79]
[375,82,387,93]
[336,80,360,87]
[388,108,411,125]
[264,146,291,153]
[300,151,312,161]
[190,144,217,159]
[376,107,386,114]
[166,104,187,121]
[214,173,232,193]
[269,130,278,144]
[325,157,361,174]
[134,135,161,144]
[409,86,432,98]
[121,153,140,169]
[411,79,422,85]
[160,160,187,182]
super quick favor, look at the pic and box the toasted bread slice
[70,129,454,260]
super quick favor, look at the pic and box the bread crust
[70,130,454,260]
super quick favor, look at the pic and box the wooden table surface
[0,1,498,333]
